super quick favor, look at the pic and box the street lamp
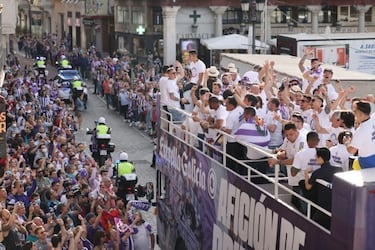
[241,0,257,54]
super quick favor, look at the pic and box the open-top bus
[155,108,375,250]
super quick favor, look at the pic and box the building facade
[114,0,374,65]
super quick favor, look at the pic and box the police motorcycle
[86,117,115,167]
[33,57,48,78]
[113,152,154,204]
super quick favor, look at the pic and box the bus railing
[159,108,332,233]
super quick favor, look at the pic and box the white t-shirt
[292,147,321,186]
[225,106,244,142]
[159,75,169,106]
[279,133,307,159]
[330,144,352,171]
[190,60,206,84]
[206,105,228,140]
[351,116,375,157]
[301,109,314,130]
[265,110,284,147]
[166,78,180,109]
[313,110,331,146]
[132,222,153,250]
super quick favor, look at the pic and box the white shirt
[225,106,244,142]
[265,110,284,147]
[190,59,206,84]
[159,76,169,106]
[330,144,352,171]
[166,78,180,109]
[313,109,331,146]
[132,222,153,250]
[351,116,375,157]
[206,105,228,140]
[292,147,321,186]
[279,133,307,160]
[301,109,314,130]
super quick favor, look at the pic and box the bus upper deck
[155,108,375,250]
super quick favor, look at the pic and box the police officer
[36,57,45,68]
[60,55,70,68]
[117,152,135,176]
[72,76,83,103]
[96,117,111,139]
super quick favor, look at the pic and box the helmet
[61,55,66,59]
[36,57,40,60]
[73,76,79,80]
[98,117,106,124]
[120,152,128,161]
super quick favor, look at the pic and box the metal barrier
[160,107,332,233]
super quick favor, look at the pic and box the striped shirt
[234,120,270,147]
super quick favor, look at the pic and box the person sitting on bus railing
[304,147,342,229]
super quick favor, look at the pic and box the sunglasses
[300,99,310,103]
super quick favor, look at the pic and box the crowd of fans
[2,32,375,248]
[0,37,157,249]
[159,49,375,229]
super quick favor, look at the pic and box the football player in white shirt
[268,122,307,204]
[347,101,375,169]
[200,96,228,146]
[221,96,245,175]
[265,98,284,149]
[292,131,321,214]
[311,94,331,146]
[330,131,353,171]
[188,50,206,86]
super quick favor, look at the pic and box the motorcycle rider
[117,152,135,175]
[96,117,111,139]
[36,57,46,68]
[115,152,137,202]
[59,55,71,68]
[72,76,83,104]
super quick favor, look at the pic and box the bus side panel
[156,131,344,250]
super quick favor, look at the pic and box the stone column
[355,5,371,33]
[162,6,180,65]
[307,5,321,34]
[209,6,227,37]
[265,5,276,44]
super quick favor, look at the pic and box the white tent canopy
[201,34,269,50]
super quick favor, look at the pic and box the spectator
[304,147,342,229]
[131,211,155,250]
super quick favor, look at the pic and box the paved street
[17,54,160,249]
[75,84,160,248]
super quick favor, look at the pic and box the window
[297,8,311,23]
[223,8,241,24]
[271,7,291,23]
[117,6,128,24]
[365,7,372,22]
[118,36,124,50]
[76,12,80,18]
[132,7,144,25]
[67,11,72,18]
[153,7,163,25]
[337,5,368,22]
[319,6,333,23]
